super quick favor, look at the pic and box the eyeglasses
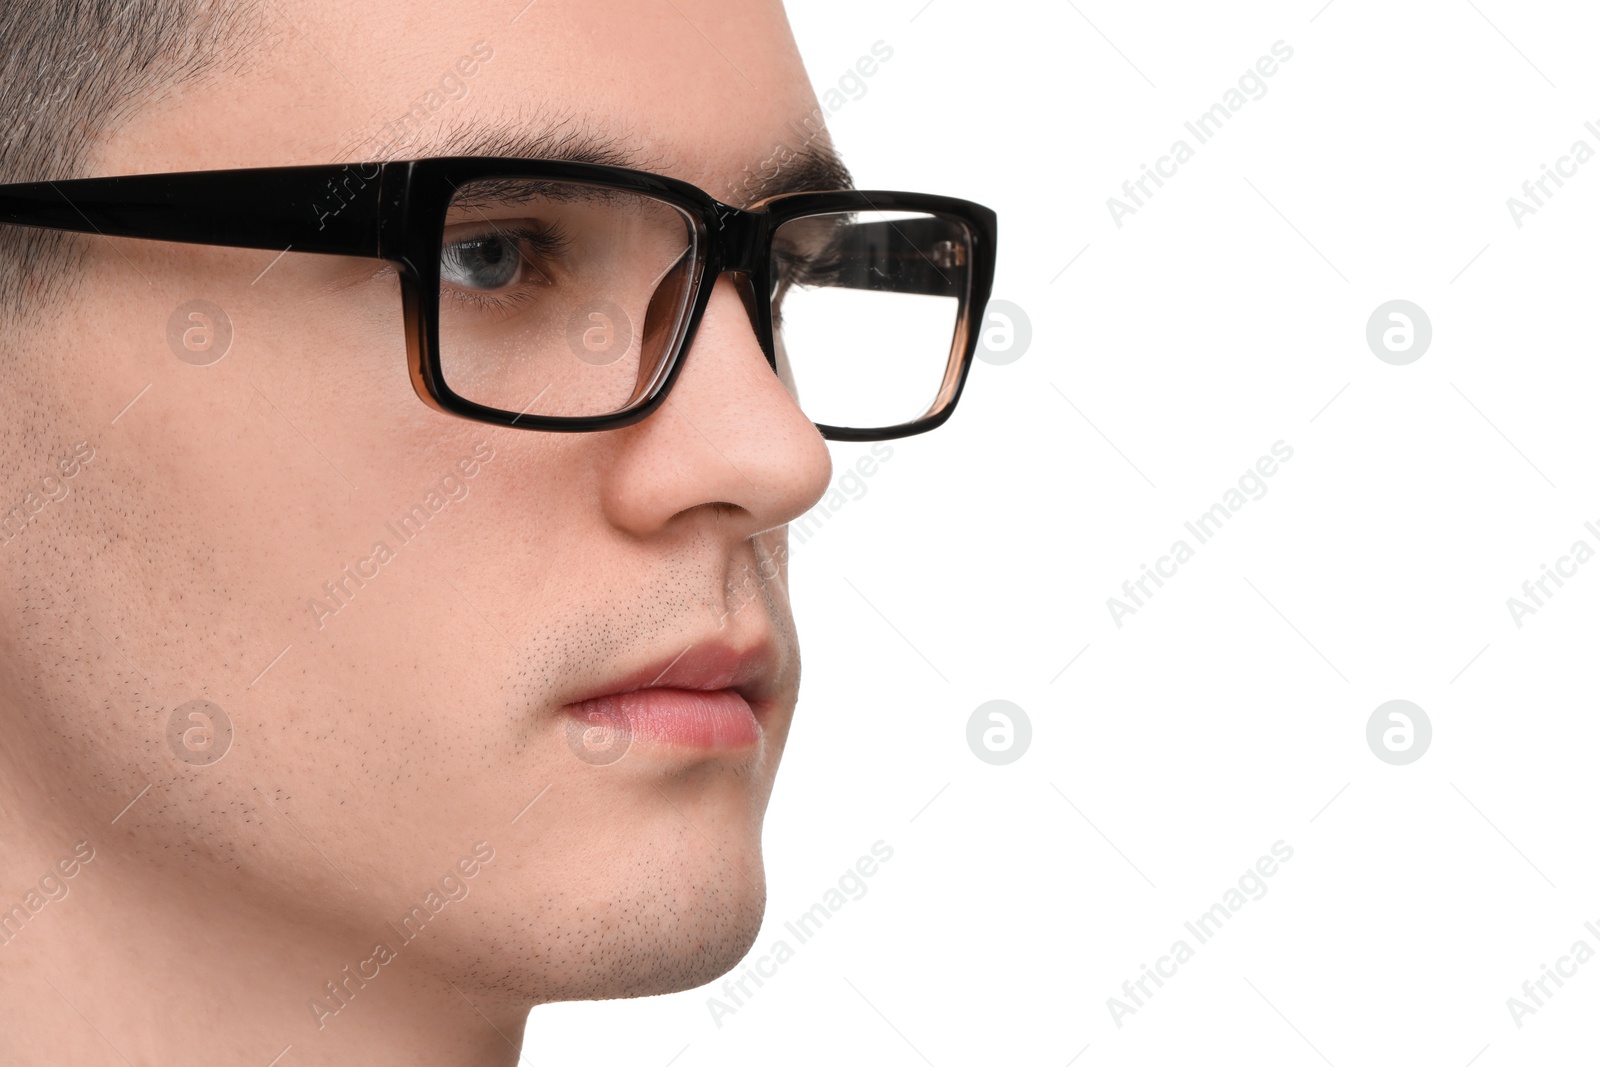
[0,158,997,440]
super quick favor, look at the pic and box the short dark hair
[0,0,262,315]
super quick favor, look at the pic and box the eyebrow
[735,143,856,207]
[363,115,855,208]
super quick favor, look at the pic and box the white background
[531,2,1600,1063]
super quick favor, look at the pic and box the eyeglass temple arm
[0,165,387,257]
[824,216,970,299]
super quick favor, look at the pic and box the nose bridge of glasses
[696,204,776,369]
[710,203,767,275]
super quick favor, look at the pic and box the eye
[441,230,525,293]
[439,221,572,297]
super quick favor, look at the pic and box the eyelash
[441,219,575,312]
[774,244,844,286]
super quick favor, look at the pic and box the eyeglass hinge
[931,239,966,270]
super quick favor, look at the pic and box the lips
[560,641,780,757]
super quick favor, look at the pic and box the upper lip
[562,639,782,710]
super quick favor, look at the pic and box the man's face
[0,0,831,1014]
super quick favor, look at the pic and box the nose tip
[597,271,833,542]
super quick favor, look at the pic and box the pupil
[451,235,518,290]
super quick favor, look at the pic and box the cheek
[0,250,564,877]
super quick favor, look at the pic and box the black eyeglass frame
[0,157,997,441]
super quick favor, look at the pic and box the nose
[598,272,832,541]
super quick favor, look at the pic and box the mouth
[560,640,781,758]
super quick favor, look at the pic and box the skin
[0,1,835,1063]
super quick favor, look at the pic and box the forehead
[104,0,829,201]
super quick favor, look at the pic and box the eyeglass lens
[438,179,972,431]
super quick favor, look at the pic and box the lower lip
[564,688,760,753]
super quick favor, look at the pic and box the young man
[0,0,994,1062]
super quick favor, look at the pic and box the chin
[460,820,770,1006]
[583,874,768,1003]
